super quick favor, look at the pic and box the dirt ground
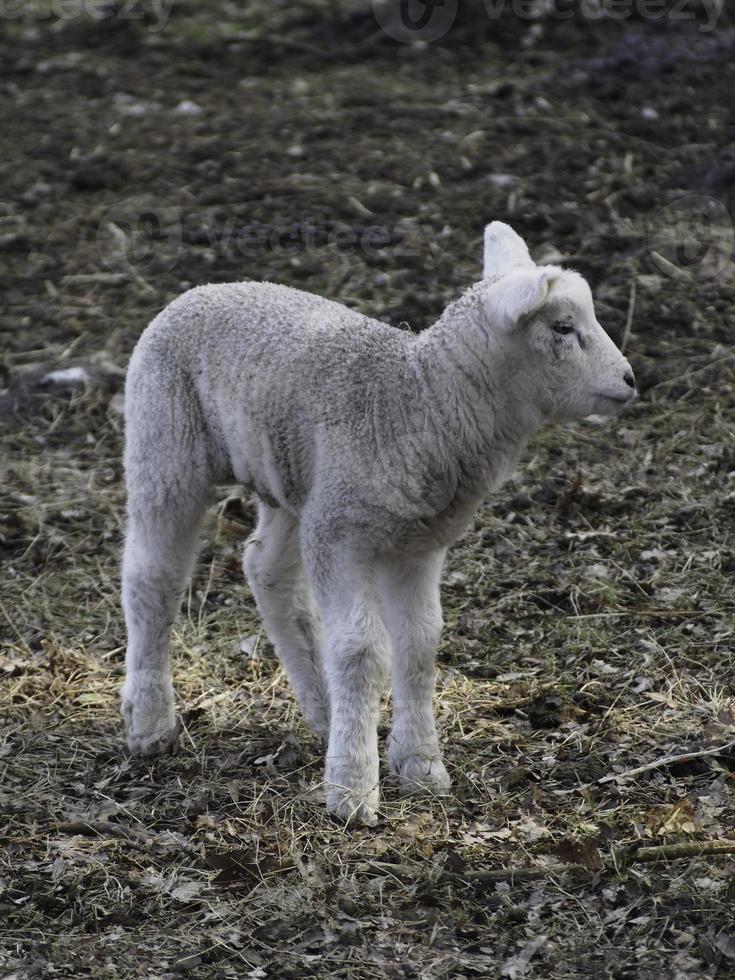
[1,2,735,977]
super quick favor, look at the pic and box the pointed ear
[483,221,534,278]
[483,268,553,330]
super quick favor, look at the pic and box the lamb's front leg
[377,548,450,796]
[322,601,390,824]
[303,533,390,825]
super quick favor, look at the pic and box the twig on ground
[60,274,132,286]
[648,251,692,280]
[615,840,735,864]
[647,350,735,391]
[621,277,636,353]
[238,31,334,59]
[566,609,712,620]
[365,840,735,886]
[54,819,202,856]
[598,738,735,785]
[55,819,153,844]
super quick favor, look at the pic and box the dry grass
[3,358,734,978]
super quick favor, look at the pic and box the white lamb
[121,221,636,825]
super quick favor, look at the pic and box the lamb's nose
[623,370,636,389]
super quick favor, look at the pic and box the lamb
[120,221,636,825]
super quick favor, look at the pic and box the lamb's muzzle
[120,221,635,825]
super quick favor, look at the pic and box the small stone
[41,366,91,387]
[174,952,203,972]
[174,100,204,116]
[637,274,664,293]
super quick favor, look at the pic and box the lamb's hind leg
[243,505,329,740]
[121,372,213,756]
[122,487,209,755]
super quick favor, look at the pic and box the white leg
[377,548,450,796]
[120,366,215,757]
[243,504,329,739]
[302,529,390,825]
[121,484,208,756]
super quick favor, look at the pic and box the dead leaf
[644,798,698,836]
[458,821,511,845]
[501,935,548,978]
[195,813,218,829]
[253,733,302,771]
[487,827,514,841]
[205,848,294,885]
[50,856,66,882]
[693,877,723,893]
[174,952,203,972]
[396,812,439,840]
[553,837,603,870]
[526,693,566,730]
[660,798,697,835]
[170,880,205,902]
[715,932,735,962]
[510,815,551,843]
[705,704,735,738]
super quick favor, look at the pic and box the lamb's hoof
[325,784,379,827]
[122,699,180,757]
[391,755,451,797]
[307,713,330,748]
[126,727,179,757]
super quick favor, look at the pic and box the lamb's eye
[551,321,575,336]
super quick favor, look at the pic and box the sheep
[120,221,636,825]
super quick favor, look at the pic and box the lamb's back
[145,280,401,379]
[131,280,416,506]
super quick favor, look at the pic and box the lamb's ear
[483,268,553,330]
[483,221,534,278]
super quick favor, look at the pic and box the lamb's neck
[410,295,543,488]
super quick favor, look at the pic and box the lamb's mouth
[596,392,636,405]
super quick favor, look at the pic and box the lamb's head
[480,221,636,422]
